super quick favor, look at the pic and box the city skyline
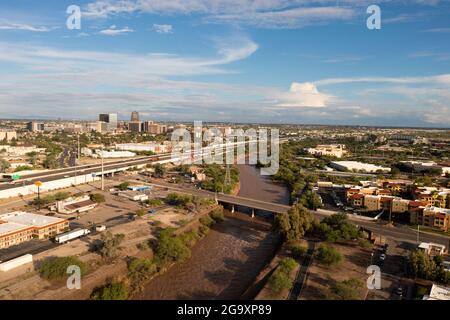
[0,1,450,127]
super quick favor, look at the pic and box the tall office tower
[98,113,118,131]
[129,121,142,133]
[131,111,139,122]
[142,121,154,133]
[26,121,44,132]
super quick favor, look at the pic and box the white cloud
[275,82,332,108]
[152,24,173,34]
[83,0,356,28]
[313,74,450,86]
[99,25,134,36]
[0,23,50,32]
[423,27,450,33]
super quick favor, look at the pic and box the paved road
[143,180,291,214]
[288,241,316,300]
[0,154,172,191]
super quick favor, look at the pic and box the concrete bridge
[146,182,291,215]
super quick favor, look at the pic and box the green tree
[315,245,342,266]
[118,181,130,191]
[267,270,293,294]
[0,158,10,173]
[26,151,39,166]
[154,163,166,178]
[128,258,157,291]
[135,208,147,217]
[156,229,191,263]
[275,203,313,241]
[330,279,363,300]
[300,190,323,210]
[39,256,87,280]
[90,193,105,203]
[98,232,125,258]
[91,280,129,300]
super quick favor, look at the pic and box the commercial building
[26,122,44,132]
[99,113,118,131]
[0,130,17,142]
[0,212,68,249]
[306,144,347,158]
[129,121,142,133]
[115,142,169,153]
[330,161,391,173]
[143,123,167,134]
[131,111,140,122]
[55,195,98,214]
[0,145,45,156]
[117,190,148,202]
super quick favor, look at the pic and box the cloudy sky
[0,0,450,127]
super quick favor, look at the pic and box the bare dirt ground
[300,242,371,300]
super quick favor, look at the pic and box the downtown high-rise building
[131,111,139,122]
[99,113,118,131]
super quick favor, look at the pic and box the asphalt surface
[288,241,316,300]
[0,154,172,191]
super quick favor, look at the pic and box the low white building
[306,144,347,158]
[115,142,169,153]
[117,190,148,202]
[55,195,98,214]
[418,242,447,256]
[423,284,450,300]
[330,161,391,173]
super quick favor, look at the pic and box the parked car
[396,287,403,296]
[380,253,386,261]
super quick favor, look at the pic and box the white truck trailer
[54,228,91,244]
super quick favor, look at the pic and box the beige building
[0,212,68,249]
[392,198,410,213]
[364,195,381,211]
[410,206,450,232]
[0,130,17,142]
[306,144,347,158]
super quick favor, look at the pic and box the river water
[135,165,289,300]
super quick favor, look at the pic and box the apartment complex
[410,207,450,232]
[0,212,68,249]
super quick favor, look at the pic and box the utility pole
[416,225,420,244]
[77,133,80,163]
[101,145,105,191]
[223,164,232,193]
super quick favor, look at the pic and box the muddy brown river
[135,165,289,300]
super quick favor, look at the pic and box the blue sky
[0,0,450,127]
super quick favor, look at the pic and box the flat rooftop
[0,211,65,227]
[0,222,32,237]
